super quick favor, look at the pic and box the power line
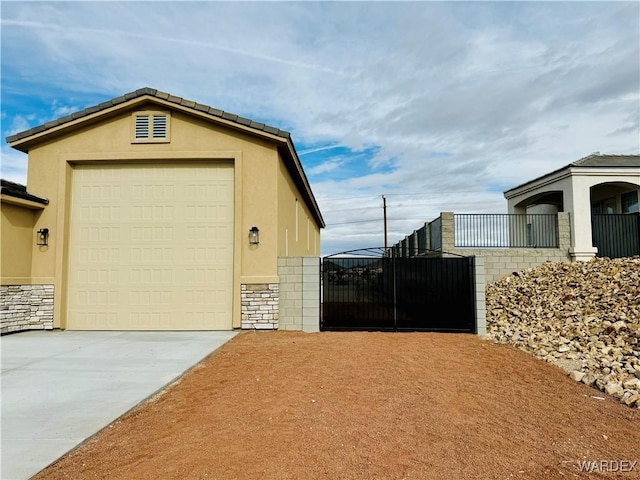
[382,190,487,196]
[326,217,432,226]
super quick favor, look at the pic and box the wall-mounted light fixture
[249,226,260,245]
[37,228,49,246]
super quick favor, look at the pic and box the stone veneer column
[241,283,279,330]
[0,285,54,334]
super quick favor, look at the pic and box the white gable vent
[132,111,170,143]
[152,114,167,138]
[134,115,150,139]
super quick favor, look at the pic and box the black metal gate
[321,249,476,333]
[592,213,640,259]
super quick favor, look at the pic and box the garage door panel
[68,163,234,330]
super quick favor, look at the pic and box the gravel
[487,256,640,408]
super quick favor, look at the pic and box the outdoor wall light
[37,228,49,246]
[249,226,260,245]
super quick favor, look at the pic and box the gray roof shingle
[6,87,291,144]
[0,179,49,205]
[571,154,640,168]
[504,154,640,195]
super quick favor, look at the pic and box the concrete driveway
[1,330,237,480]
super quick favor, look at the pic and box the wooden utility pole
[382,195,388,250]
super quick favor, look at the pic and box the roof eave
[7,94,291,153]
[504,161,640,199]
[0,194,48,209]
[504,165,572,199]
[279,141,326,228]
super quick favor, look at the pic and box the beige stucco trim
[0,277,55,286]
[0,195,47,210]
[239,276,280,284]
[232,153,243,329]
[63,150,243,163]
[53,151,244,329]
[55,162,71,328]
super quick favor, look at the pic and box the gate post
[474,256,487,336]
[301,257,320,332]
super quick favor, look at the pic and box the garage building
[1,88,324,332]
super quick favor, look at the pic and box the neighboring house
[2,88,324,333]
[390,153,639,284]
[504,154,640,261]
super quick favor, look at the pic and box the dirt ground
[34,331,639,480]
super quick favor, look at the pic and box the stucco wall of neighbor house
[278,257,320,332]
[440,212,572,284]
[277,157,321,257]
[506,168,640,261]
[14,99,318,330]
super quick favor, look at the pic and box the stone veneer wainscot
[241,283,279,329]
[0,284,54,334]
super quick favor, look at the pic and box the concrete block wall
[446,249,572,284]
[278,257,320,332]
[0,284,54,334]
[474,257,486,336]
[441,212,572,283]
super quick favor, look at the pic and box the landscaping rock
[487,256,640,408]
[604,382,624,399]
[569,370,585,382]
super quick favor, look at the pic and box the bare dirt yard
[34,331,639,480]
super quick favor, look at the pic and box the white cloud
[1,1,638,255]
[51,100,82,118]
[0,147,28,184]
[307,159,344,176]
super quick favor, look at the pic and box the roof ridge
[570,153,600,166]
[564,156,640,168]
[6,88,291,144]
[570,153,640,166]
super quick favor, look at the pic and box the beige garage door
[67,163,234,330]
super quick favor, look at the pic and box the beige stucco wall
[15,98,317,329]
[277,157,321,257]
[1,200,39,279]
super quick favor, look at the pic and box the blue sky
[2,1,639,255]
